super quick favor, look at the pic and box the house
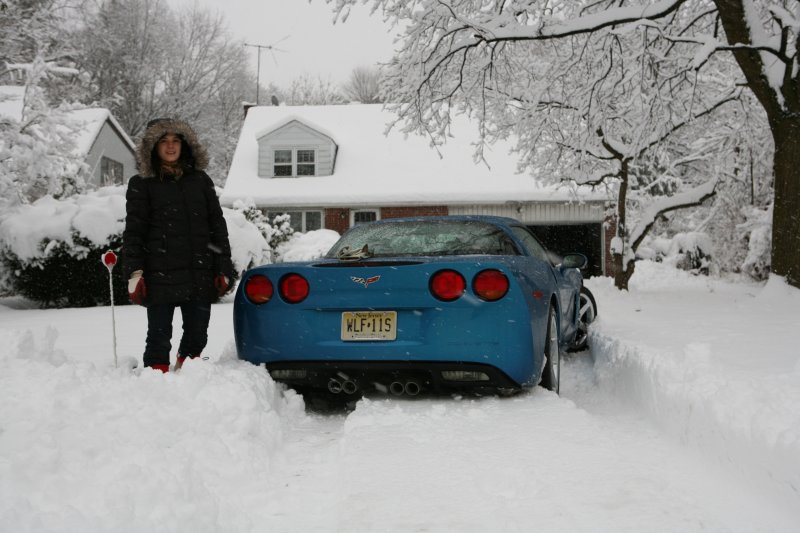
[0,85,136,187]
[222,104,614,276]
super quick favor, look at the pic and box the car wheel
[295,387,360,413]
[570,286,597,352]
[539,305,560,394]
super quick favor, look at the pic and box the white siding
[257,121,336,178]
[448,202,606,223]
[84,122,137,186]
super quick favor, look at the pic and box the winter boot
[174,353,201,371]
[149,364,170,373]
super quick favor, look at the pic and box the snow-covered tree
[341,65,384,103]
[326,0,800,289]
[0,56,88,210]
[68,0,254,181]
[281,74,345,106]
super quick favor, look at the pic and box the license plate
[341,311,397,341]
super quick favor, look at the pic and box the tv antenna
[244,36,289,105]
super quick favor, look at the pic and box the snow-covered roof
[0,85,135,156]
[223,104,606,208]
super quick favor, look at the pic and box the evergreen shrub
[0,234,126,308]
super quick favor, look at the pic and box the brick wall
[324,206,449,234]
[325,208,350,235]
[380,206,448,219]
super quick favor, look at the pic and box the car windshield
[326,220,518,259]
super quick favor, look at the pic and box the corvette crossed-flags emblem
[351,275,381,288]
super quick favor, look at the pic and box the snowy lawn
[0,261,798,532]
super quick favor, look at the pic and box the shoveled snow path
[258,365,796,533]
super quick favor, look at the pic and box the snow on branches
[325,0,786,288]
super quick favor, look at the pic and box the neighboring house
[222,104,614,276]
[0,85,136,187]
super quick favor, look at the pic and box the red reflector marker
[430,270,466,301]
[532,290,545,300]
[244,275,273,304]
[473,269,509,301]
[280,273,310,303]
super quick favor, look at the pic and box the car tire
[569,286,597,352]
[539,305,560,394]
[296,387,360,413]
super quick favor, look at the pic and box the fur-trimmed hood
[135,118,209,177]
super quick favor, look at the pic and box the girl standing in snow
[122,118,234,372]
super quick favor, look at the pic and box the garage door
[528,223,604,278]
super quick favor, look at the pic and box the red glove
[214,274,230,297]
[128,271,146,305]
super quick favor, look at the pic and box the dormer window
[297,149,315,175]
[274,150,292,176]
[273,148,316,177]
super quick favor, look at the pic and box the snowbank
[585,262,800,506]
[275,229,340,262]
[0,329,304,532]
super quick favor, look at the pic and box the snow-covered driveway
[1,262,798,532]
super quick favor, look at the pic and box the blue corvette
[234,216,595,398]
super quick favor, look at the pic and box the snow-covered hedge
[0,188,127,307]
[0,187,270,308]
[638,231,717,276]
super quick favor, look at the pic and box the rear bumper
[261,360,524,395]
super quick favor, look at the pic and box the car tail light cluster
[429,269,466,301]
[244,273,309,304]
[244,275,273,304]
[280,273,310,303]
[430,269,509,302]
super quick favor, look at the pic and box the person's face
[157,133,182,164]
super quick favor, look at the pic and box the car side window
[511,226,550,263]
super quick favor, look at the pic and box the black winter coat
[122,170,234,305]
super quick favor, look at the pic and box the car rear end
[234,256,548,395]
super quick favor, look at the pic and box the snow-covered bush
[0,188,270,307]
[738,205,772,281]
[639,232,716,276]
[0,189,127,307]
[222,206,271,271]
[231,198,295,261]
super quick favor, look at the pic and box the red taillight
[473,269,509,301]
[244,275,273,304]
[280,273,309,303]
[430,269,466,301]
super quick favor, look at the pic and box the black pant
[143,301,211,367]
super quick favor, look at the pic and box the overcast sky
[186,0,399,91]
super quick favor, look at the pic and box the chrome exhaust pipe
[341,380,358,395]
[404,381,421,396]
[327,378,343,394]
[389,381,405,395]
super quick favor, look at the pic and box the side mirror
[561,253,588,270]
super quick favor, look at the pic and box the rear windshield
[326,220,519,259]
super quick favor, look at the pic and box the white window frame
[272,148,316,177]
[296,149,316,176]
[268,209,324,232]
[350,209,380,227]
[100,156,124,185]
